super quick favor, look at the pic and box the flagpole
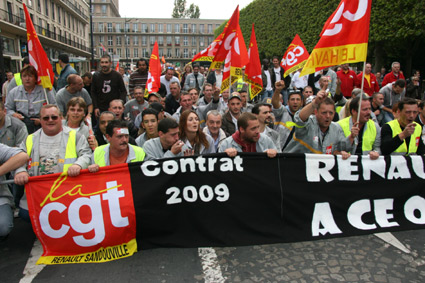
[43,88,49,104]
[356,61,367,124]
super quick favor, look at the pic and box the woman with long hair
[178,110,215,154]
[180,64,193,89]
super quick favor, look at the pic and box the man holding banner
[14,104,92,221]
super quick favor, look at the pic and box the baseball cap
[148,92,161,99]
[262,97,272,106]
[149,102,164,113]
[228,92,242,101]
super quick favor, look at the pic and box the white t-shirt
[39,131,62,175]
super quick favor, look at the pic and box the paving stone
[374,274,388,282]
[343,273,359,281]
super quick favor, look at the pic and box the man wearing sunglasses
[14,104,92,221]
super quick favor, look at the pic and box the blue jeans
[0,204,13,237]
[262,89,273,100]
[19,208,31,223]
[382,111,394,124]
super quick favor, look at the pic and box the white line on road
[374,232,411,253]
[19,239,46,283]
[198,247,226,283]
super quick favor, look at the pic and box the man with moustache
[88,120,145,172]
[381,98,425,155]
[91,54,127,118]
[337,96,381,158]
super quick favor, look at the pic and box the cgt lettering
[39,181,129,247]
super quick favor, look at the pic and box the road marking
[198,247,226,283]
[19,240,46,283]
[374,232,411,253]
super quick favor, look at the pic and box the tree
[185,3,200,19]
[171,0,200,19]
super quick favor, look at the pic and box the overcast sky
[119,0,254,20]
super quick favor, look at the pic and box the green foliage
[172,0,200,19]
[214,0,425,73]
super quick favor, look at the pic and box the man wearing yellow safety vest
[272,80,303,151]
[381,98,425,155]
[283,86,354,159]
[88,120,145,173]
[337,96,381,159]
[14,104,92,221]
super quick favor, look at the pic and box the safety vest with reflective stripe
[94,144,145,167]
[26,130,77,172]
[387,119,421,154]
[338,117,377,152]
[14,73,22,86]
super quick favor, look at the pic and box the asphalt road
[1,218,425,282]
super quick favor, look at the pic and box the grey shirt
[5,85,56,117]
[56,86,92,114]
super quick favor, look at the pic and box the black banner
[129,153,425,249]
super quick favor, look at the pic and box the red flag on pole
[145,42,161,97]
[280,34,309,78]
[219,7,249,92]
[23,4,54,89]
[244,24,263,100]
[115,61,120,71]
[300,0,372,76]
[192,7,239,64]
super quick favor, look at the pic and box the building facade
[91,0,224,70]
[0,0,91,74]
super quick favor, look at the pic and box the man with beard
[283,88,353,158]
[124,86,149,122]
[219,112,277,157]
[221,92,243,136]
[129,58,149,96]
[337,96,381,158]
[91,54,127,118]
[88,120,145,172]
[272,81,303,150]
[252,103,281,152]
[381,98,425,155]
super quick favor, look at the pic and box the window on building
[167,24,172,33]
[125,36,130,45]
[200,24,204,34]
[141,36,147,46]
[216,24,220,29]
[125,23,130,32]
[208,37,213,45]
[183,24,188,33]
[175,24,180,33]
[44,0,48,16]
[143,48,148,57]
[134,48,139,58]
[115,23,121,32]
[158,36,164,46]
[51,2,55,20]
[207,24,213,33]
[116,36,121,46]
[150,36,155,45]
[150,23,155,33]
[99,35,104,43]
[183,36,188,46]
[158,24,163,33]
[58,6,61,24]
[199,36,204,47]
[133,23,138,32]
[37,0,41,12]
[175,49,180,57]
[159,48,163,57]
[192,48,197,56]
[175,36,180,46]
[107,23,112,32]
[167,36,172,46]
[108,48,114,54]
[192,37,196,46]
[101,5,107,15]
[167,48,172,57]
[108,36,113,46]
[142,23,147,33]
[191,24,196,33]
[98,23,104,32]
[117,48,122,57]
[126,48,130,58]
[133,36,139,46]
[183,48,189,58]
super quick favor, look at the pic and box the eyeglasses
[41,115,59,121]
[167,67,174,70]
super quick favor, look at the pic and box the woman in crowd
[180,64,193,89]
[178,110,215,155]
[63,97,90,138]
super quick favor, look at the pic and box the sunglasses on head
[41,115,59,121]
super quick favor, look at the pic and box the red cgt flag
[115,61,120,71]
[244,24,263,100]
[192,6,239,64]
[145,41,161,97]
[23,4,54,89]
[280,34,309,78]
[300,0,372,76]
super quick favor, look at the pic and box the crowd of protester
[0,53,424,240]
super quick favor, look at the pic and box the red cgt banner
[26,164,137,265]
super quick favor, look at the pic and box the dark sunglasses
[41,115,59,121]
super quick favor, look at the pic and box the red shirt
[337,69,357,98]
[356,72,379,96]
[381,72,405,87]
